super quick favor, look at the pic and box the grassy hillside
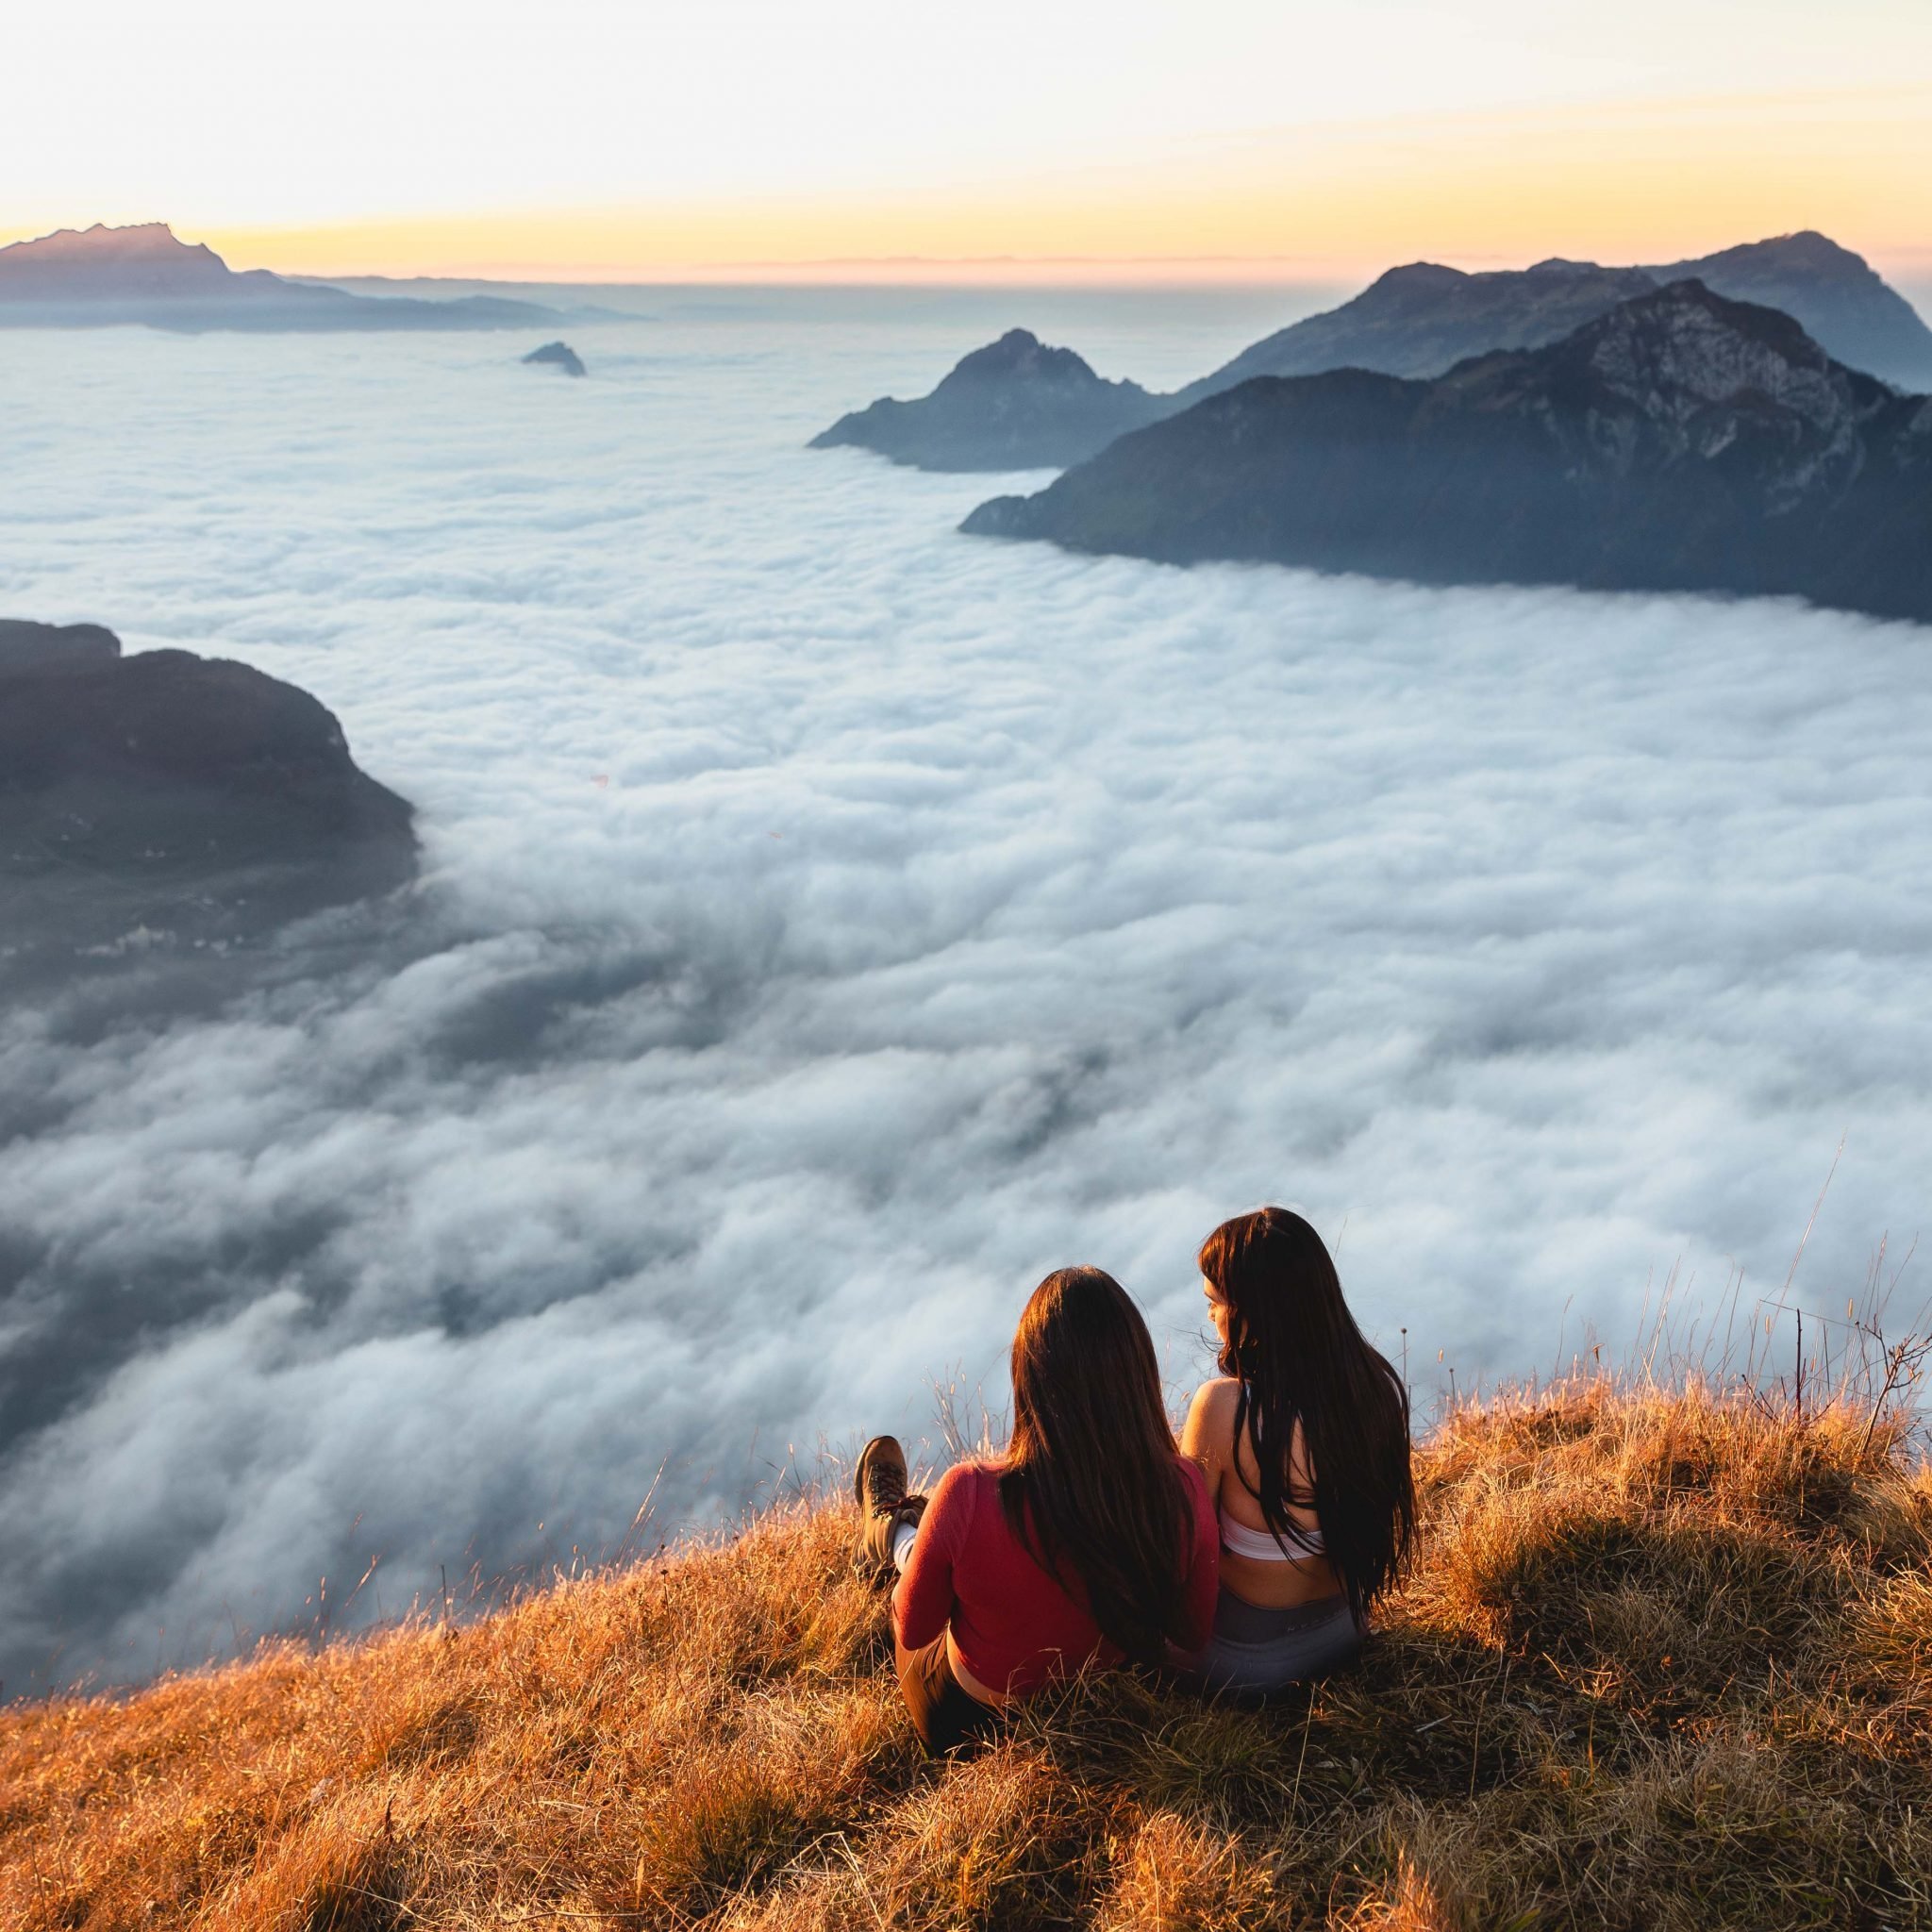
[4,1377,1928,1930]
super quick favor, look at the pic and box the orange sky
[181,90,1927,285]
[5,13,1928,291]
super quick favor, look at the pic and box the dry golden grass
[5,1378,1928,1930]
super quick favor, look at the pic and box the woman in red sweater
[852,1266,1220,1754]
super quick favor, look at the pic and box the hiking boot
[852,1434,927,1587]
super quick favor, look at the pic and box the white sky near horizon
[5,0,1931,276]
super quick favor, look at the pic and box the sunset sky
[8,0,1930,280]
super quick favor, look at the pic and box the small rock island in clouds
[523,340,587,376]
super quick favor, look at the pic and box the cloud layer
[1,294,1928,1691]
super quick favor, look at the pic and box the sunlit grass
[4,1364,1927,1929]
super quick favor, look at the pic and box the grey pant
[1192,1588,1360,1696]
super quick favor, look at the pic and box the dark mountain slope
[808,327,1168,471]
[963,282,1932,625]
[0,618,120,675]
[0,223,562,332]
[1,623,417,975]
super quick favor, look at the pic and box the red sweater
[892,1456,1220,1699]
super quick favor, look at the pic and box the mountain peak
[946,328,1099,386]
[1631,275,1809,333]
[1657,231,1887,296]
[8,220,196,258]
[1722,230,1867,271]
[1483,279,1877,448]
[1575,277,1850,425]
[1369,261,1469,294]
[0,220,235,293]
[82,220,178,243]
[808,326,1159,470]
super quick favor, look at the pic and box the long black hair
[1199,1208,1414,1622]
[999,1266,1194,1665]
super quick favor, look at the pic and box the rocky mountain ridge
[811,233,1932,473]
[1181,232,1932,402]
[962,281,1932,625]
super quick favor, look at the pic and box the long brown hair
[999,1267,1194,1664]
[1199,1208,1415,1622]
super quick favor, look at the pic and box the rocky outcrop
[0,223,564,333]
[809,328,1167,471]
[0,623,417,974]
[524,341,587,376]
[963,283,1932,625]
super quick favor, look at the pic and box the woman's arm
[1179,1377,1235,1490]
[891,1462,971,1653]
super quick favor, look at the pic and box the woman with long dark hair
[1179,1207,1414,1694]
[852,1266,1220,1754]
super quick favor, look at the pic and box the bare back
[1181,1375,1343,1608]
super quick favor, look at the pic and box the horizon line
[8,221,1931,291]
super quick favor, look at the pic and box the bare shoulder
[1186,1374,1241,1417]
[1180,1375,1241,1459]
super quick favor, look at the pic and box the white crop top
[1219,1388,1324,1560]
[1218,1506,1325,1560]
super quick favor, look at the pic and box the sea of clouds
[1,285,1928,1692]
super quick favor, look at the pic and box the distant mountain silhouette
[1174,259,1659,397]
[964,282,1932,625]
[809,327,1167,470]
[524,341,587,376]
[0,622,416,976]
[815,235,1932,474]
[1183,234,1932,400]
[0,223,564,332]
